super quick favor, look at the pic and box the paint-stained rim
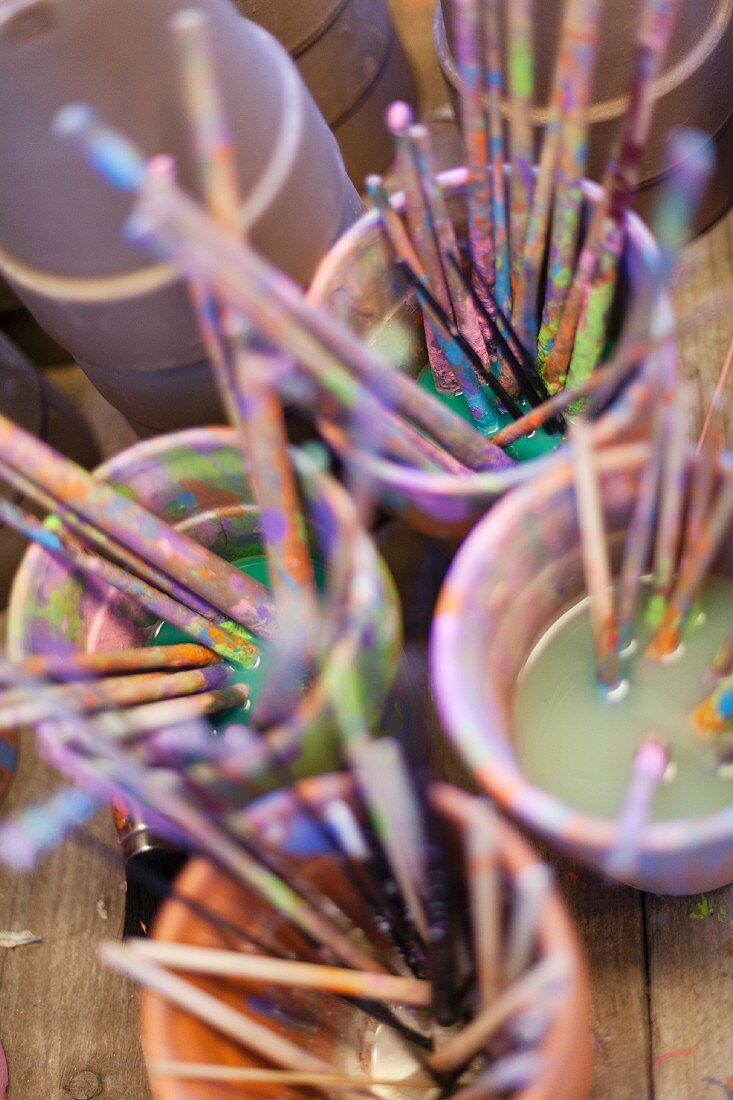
[434,0,733,126]
[431,441,733,872]
[308,167,671,504]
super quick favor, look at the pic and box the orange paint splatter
[652,1047,695,1069]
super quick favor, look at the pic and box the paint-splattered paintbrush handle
[506,0,535,294]
[537,0,602,370]
[0,453,249,637]
[0,494,259,666]
[481,0,512,317]
[0,413,274,636]
[608,0,682,223]
[407,124,495,366]
[450,0,494,294]
[386,104,459,394]
[128,176,513,472]
[564,217,625,391]
[649,468,733,658]
[21,643,218,681]
[366,173,461,398]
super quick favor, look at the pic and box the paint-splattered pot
[235,0,419,185]
[308,167,674,540]
[7,427,401,783]
[434,0,733,234]
[141,773,593,1100]
[431,442,733,895]
[0,0,361,435]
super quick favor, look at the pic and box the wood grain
[0,2,729,1099]
[0,733,151,1100]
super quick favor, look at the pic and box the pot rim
[430,440,733,859]
[307,166,673,501]
[6,426,401,744]
[141,773,592,1100]
[434,0,733,129]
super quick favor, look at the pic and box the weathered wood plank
[646,886,733,1100]
[0,731,151,1100]
[645,204,733,1100]
[672,206,733,443]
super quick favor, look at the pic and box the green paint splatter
[509,41,533,99]
[690,895,733,924]
[416,366,561,462]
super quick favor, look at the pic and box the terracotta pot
[434,0,733,233]
[308,167,675,539]
[7,427,401,783]
[0,0,361,431]
[235,0,419,184]
[431,442,733,894]
[141,773,592,1100]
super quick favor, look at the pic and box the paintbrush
[146,1063,438,1089]
[21,643,217,681]
[698,334,733,457]
[615,392,667,649]
[0,664,233,728]
[647,463,733,659]
[407,122,492,373]
[464,799,501,1008]
[605,736,669,879]
[449,0,493,304]
[0,411,273,636]
[505,0,534,296]
[543,0,683,390]
[386,107,501,429]
[171,11,319,724]
[569,419,621,691]
[480,0,512,317]
[102,944,380,1100]
[386,101,460,395]
[0,454,241,631]
[536,0,601,373]
[398,260,523,422]
[448,254,558,420]
[647,384,690,624]
[0,493,258,665]
[57,105,513,473]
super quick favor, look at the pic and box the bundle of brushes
[556,380,733,877]
[43,0,703,497]
[0,651,586,1098]
[318,0,694,466]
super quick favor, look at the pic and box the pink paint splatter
[0,1035,8,1099]
[652,1046,696,1069]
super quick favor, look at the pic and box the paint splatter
[705,1076,733,1098]
[652,1047,695,1069]
[0,930,41,949]
[690,896,733,924]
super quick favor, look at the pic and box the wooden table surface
[0,1,732,1098]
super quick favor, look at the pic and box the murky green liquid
[417,365,562,463]
[151,555,325,734]
[151,554,271,731]
[514,576,733,821]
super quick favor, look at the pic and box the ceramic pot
[434,0,733,233]
[308,167,674,539]
[7,427,401,782]
[141,772,593,1100]
[236,0,419,184]
[431,442,733,894]
[0,0,362,432]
